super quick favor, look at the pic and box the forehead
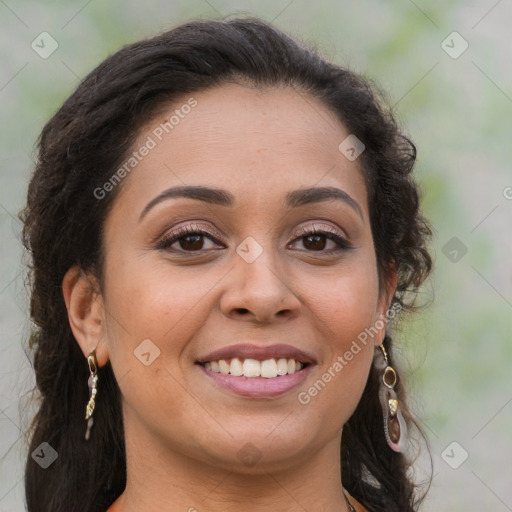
[112,83,368,217]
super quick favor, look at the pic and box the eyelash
[155,223,352,254]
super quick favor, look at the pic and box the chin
[193,426,317,474]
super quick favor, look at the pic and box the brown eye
[289,226,352,253]
[302,234,329,251]
[156,226,223,253]
[177,234,205,251]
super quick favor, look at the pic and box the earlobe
[62,266,109,367]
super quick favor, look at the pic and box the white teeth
[243,358,261,377]
[219,359,230,374]
[229,357,243,376]
[276,358,288,375]
[203,357,305,377]
[260,359,278,378]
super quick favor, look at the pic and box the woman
[21,16,432,512]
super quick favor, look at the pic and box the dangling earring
[374,342,408,453]
[85,349,98,441]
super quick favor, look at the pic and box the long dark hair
[20,16,432,512]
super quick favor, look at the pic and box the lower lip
[198,364,314,398]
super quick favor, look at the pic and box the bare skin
[63,82,396,512]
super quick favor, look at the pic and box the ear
[374,260,399,346]
[62,265,109,367]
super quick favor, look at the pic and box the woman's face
[95,83,395,472]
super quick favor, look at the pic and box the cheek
[293,256,379,414]
[101,258,218,442]
[297,285,376,428]
[303,257,381,346]
[103,255,219,345]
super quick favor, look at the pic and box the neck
[114,414,354,512]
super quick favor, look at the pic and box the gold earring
[85,349,98,441]
[374,342,408,453]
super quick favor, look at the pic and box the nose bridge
[220,231,299,321]
[237,232,287,294]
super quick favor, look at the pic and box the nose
[220,243,301,324]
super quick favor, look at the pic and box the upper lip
[196,343,317,364]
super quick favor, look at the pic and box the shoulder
[345,490,369,512]
[106,498,121,512]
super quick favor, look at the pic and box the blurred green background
[1,1,511,510]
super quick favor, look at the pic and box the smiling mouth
[197,357,310,379]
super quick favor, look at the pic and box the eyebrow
[138,185,364,222]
